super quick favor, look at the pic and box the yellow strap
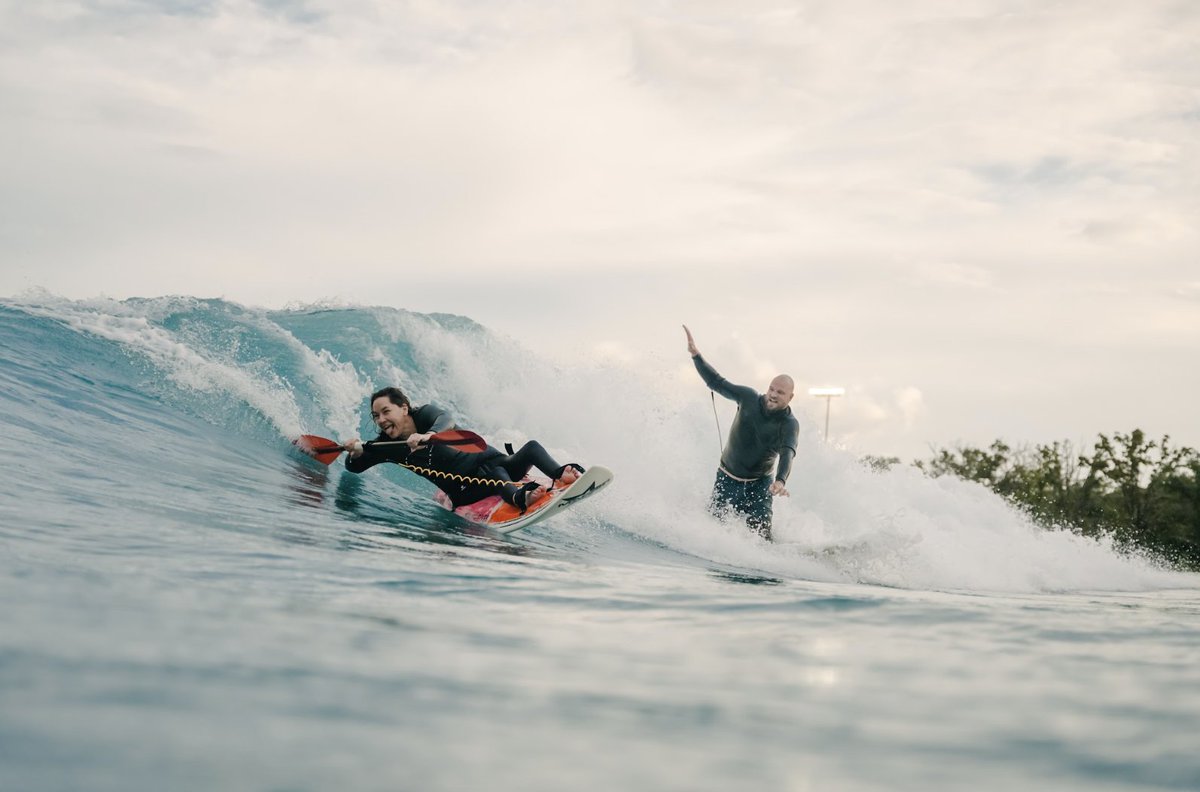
[394,461,511,489]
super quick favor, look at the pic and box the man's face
[765,376,794,412]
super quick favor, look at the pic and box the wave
[1,292,1192,594]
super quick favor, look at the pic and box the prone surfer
[340,387,581,512]
[683,325,799,541]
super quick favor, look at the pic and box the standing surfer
[340,387,581,512]
[684,325,799,540]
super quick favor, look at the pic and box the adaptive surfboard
[293,431,612,534]
[442,466,614,534]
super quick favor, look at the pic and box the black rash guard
[345,403,506,502]
[692,354,799,483]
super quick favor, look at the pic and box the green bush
[912,430,1200,570]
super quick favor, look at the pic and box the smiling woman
[337,385,585,514]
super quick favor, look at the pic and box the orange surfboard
[445,466,614,534]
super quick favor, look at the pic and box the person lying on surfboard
[337,386,582,513]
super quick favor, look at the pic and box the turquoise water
[2,295,1197,791]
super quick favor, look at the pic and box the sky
[1,0,1198,460]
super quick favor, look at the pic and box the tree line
[864,430,1200,570]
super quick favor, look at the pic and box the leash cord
[393,444,512,488]
[710,391,723,455]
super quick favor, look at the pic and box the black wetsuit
[345,403,566,509]
[692,354,800,539]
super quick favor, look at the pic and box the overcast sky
[2,0,1197,459]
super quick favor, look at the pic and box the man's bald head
[765,375,794,412]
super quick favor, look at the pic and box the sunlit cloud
[1,0,1197,459]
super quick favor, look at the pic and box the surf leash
[710,391,724,456]
[395,456,513,490]
[294,430,550,511]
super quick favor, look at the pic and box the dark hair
[370,386,410,409]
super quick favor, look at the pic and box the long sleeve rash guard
[345,403,504,493]
[692,354,799,483]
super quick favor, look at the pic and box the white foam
[14,295,307,439]
[15,294,1193,593]
[239,310,369,438]
[366,314,1194,593]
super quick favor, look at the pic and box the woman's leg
[462,461,541,511]
[500,441,563,481]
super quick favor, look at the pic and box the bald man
[684,325,800,540]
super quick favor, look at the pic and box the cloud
[5,1,1196,280]
[895,386,924,430]
[1,0,1197,459]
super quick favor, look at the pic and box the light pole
[808,387,845,442]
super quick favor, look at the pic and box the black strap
[514,481,540,514]
[551,462,586,481]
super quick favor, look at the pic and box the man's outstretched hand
[683,324,699,357]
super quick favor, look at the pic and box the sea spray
[3,293,1188,593]
[3,294,1198,792]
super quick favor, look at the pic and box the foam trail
[373,313,1191,593]
[8,293,1192,593]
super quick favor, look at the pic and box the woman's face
[371,397,407,439]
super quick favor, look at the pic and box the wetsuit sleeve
[412,403,454,434]
[345,434,404,474]
[692,354,758,404]
[775,417,800,483]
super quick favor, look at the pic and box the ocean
[1,294,1197,791]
